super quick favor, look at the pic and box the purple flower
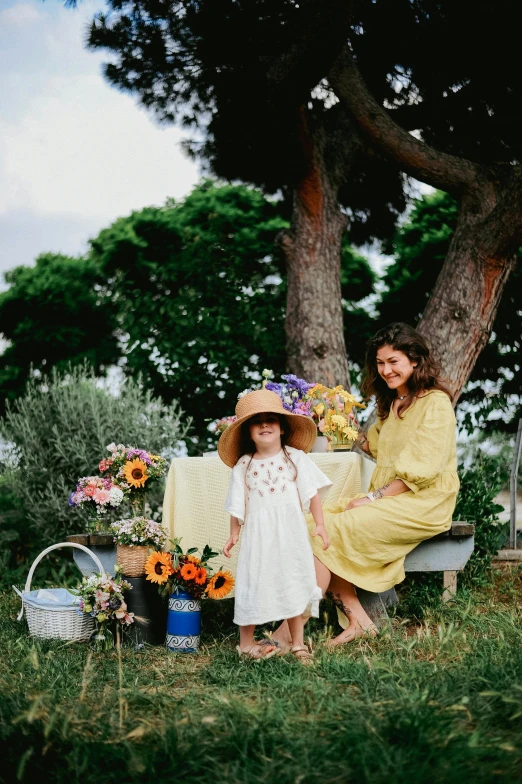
[126,449,153,465]
[282,374,315,395]
[68,492,77,507]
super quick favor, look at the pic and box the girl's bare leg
[238,624,276,656]
[287,614,305,647]
[271,557,332,650]
[327,574,377,646]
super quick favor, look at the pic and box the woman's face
[376,345,417,393]
[249,413,283,449]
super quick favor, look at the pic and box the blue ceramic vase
[166,592,201,652]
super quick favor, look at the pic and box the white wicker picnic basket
[13,542,106,641]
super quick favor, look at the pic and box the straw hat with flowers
[217,389,317,468]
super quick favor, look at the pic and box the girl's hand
[223,533,239,558]
[346,496,372,511]
[312,524,330,550]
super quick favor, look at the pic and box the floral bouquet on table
[99,443,168,515]
[264,371,315,416]
[144,539,235,601]
[212,415,237,435]
[305,384,365,448]
[73,568,134,651]
[111,516,168,577]
[69,476,126,531]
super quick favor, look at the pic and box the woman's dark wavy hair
[361,322,453,420]
[239,413,298,480]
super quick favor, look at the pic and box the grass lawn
[1,565,521,784]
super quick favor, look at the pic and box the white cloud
[0,0,200,267]
[0,2,42,26]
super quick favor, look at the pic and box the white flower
[109,487,124,505]
[106,443,117,453]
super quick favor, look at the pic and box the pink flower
[318,419,326,433]
[83,485,96,497]
[99,459,113,472]
[94,488,111,504]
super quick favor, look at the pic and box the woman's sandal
[236,639,282,660]
[289,644,314,665]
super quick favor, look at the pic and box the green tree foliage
[0,364,189,559]
[89,181,375,442]
[0,253,120,411]
[380,191,522,431]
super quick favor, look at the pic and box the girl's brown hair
[361,322,452,420]
[239,413,298,479]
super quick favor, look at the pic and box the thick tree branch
[329,47,479,194]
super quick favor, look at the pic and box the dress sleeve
[294,451,333,513]
[366,419,382,459]
[393,393,456,493]
[224,465,246,523]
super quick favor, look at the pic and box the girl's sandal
[236,642,280,660]
[289,645,314,666]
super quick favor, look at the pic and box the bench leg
[356,588,390,628]
[442,570,457,602]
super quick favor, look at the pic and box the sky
[0,0,200,280]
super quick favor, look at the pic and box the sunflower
[194,567,207,585]
[186,555,201,565]
[145,552,173,584]
[205,570,235,599]
[180,563,198,581]
[123,458,149,489]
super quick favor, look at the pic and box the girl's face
[249,413,283,449]
[376,344,417,394]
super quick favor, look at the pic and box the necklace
[397,394,408,400]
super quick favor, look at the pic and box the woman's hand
[223,532,239,558]
[345,496,372,511]
[312,523,330,550]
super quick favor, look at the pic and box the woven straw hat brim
[217,405,317,468]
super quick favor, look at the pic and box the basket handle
[16,542,108,621]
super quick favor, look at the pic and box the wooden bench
[357,521,475,626]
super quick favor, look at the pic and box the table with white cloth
[161,452,375,591]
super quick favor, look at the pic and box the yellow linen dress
[309,390,460,593]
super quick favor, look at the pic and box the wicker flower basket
[116,544,150,577]
[13,542,106,641]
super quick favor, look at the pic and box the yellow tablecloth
[162,452,375,581]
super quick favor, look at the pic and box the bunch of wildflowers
[110,516,168,548]
[68,475,125,515]
[304,384,365,443]
[100,443,168,491]
[212,415,237,435]
[265,374,316,415]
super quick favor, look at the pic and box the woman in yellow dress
[274,322,460,648]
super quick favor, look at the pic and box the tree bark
[330,46,522,402]
[281,107,352,388]
[418,178,522,401]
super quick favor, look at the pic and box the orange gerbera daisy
[205,570,234,599]
[194,567,207,585]
[144,552,173,584]
[180,563,198,581]
[123,458,149,489]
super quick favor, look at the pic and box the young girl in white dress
[218,389,331,662]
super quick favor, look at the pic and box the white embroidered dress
[225,446,332,626]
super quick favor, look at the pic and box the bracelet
[366,492,375,502]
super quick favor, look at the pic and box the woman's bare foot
[327,621,378,647]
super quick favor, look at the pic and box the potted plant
[111,516,168,577]
[144,540,234,653]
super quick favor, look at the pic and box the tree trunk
[418,181,522,402]
[281,107,351,388]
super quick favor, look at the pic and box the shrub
[0,364,190,561]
